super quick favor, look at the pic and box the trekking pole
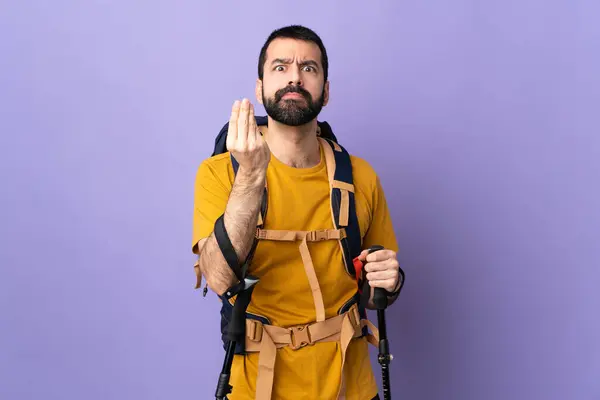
[214,275,259,400]
[367,245,405,400]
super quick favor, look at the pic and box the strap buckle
[306,229,334,241]
[348,304,361,330]
[289,324,313,350]
[306,230,322,241]
[247,319,263,342]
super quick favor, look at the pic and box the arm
[192,98,270,296]
[359,174,403,309]
[195,167,265,295]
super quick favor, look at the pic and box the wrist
[237,166,266,185]
[386,273,403,297]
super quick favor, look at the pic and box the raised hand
[226,98,270,175]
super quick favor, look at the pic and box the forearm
[222,167,266,263]
[198,167,266,295]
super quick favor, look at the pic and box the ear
[323,80,330,107]
[255,79,263,105]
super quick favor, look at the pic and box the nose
[289,65,302,86]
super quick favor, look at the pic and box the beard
[262,84,325,126]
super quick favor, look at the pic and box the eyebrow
[271,58,319,69]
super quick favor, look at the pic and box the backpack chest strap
[255,227,345,324]
[255,228,346,241]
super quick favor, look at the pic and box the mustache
[275,85,312,102]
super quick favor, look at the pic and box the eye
[274,65,285,72]
[303,66,315,72]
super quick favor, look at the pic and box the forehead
[264,38,322,64]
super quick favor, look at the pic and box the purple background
[2,1,599,399]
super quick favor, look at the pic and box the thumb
[357,249,370,262]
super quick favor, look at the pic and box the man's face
[258,38,329,127]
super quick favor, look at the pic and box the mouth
[281,92,305,101]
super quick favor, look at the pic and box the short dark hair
[258,25,329,82]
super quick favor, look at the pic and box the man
[192,25,402,400]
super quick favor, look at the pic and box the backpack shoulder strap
[318,137,362,277]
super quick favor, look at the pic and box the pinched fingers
[225,98,270,173]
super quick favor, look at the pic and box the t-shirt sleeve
[192,160,231,254]
[361,175,399,253]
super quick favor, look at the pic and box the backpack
[212,116,369,354]
[205,115,381,399]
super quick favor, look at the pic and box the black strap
[323,138,361,277]
[213,187,268,283]
[241,190,266,276]
[214,214,243,282]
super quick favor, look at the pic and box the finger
[368,279,396,292]
[366,249,396,263]
[247,104,257,148]
[237,98,250,148]
[356,249,370,262]
[364,259,398,272]
[366,267,397,280]
[228,100,241,144]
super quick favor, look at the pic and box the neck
[264,118,321,168]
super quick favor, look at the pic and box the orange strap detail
[361,318,380,347]
[334,180,353,227]
[319,137,336,187]
[332,141,342,152]
[298,235,326,322]
[339,189,349,226]
[255,228,346,241]
[255,228,344,323]
[245,304,372,400]
[193,260,202,289]
[333,180,354,193]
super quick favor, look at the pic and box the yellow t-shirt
[192,139,399,400]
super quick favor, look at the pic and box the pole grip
[367,245,388,310]
[227,281,256,342]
